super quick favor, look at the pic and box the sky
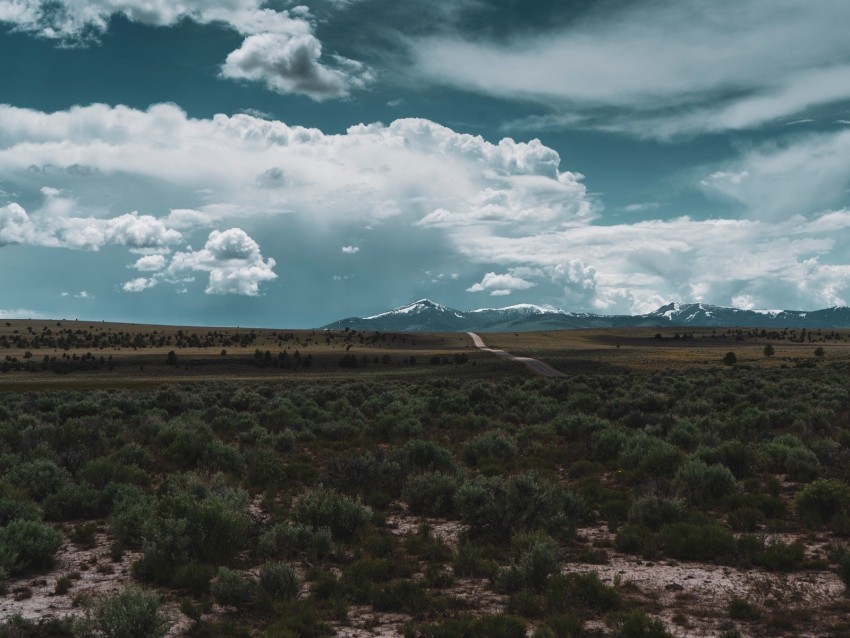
[2,0,850,327]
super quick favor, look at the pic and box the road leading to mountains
[467,332,566,378]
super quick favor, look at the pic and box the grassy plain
[3,321,850,637]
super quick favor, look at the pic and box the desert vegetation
[3,349,850,636]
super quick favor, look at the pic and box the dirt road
[467,332,565,378]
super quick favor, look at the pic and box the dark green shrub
[257,562,301,600]
[795,480,850,528]
[0,519,62,575]
[727,506,764,532]
[405,614,526,638]
[403,472,460,517]
[615,523,656,558]
[210,567,257,607]
[614,610,672,638]
[454,542,498,578]
[43,483,106,521]
[728,596,759,620]
[536,613,583,638]
[0,615,75,637]
[627,496,685,531]
[256,523,332,562]
[372,580,429,616]
[132,474,250,585]
[545,572,621,614]
[7,460,69,502]
[76,587,168,638]
[401,440,457,475]
[673,459,737,505]
[759,542,805,572]
[658,522,737,563]
[295,487,372,541]
[80,458,150,489]
[464,431,517,466]
[0,497,41,525]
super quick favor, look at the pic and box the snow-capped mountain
[321,300,850,332]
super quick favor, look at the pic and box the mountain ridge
[321,299,850,332]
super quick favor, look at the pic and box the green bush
[795,479,850,528]
[728,596,759,620]
[614,610,672,638]
[7,460,69,502]
[615,523,656,558]
[673,459,737,505]
[131,474,250,586]
[545,572,621,614]
[0,496,41,525]
[464,431,517,466]
[403,472,460,517]
[295,487,372,541]
[258,562,301,600]
[0,519,63,575]
[406,614,527,638]
[627,496,685,531]
[759,542,805,572]
[401,440,458,475]
[658,522,737,563]
[210,567,257,607]
[76,587,168,638]
[43,482,107,521]
[256,523,332,562]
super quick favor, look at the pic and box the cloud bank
[0,0,370,100]
[3,103,850,312]
[413,0,850,138]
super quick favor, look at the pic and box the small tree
[814,346,825,359]
[165,351,177,366]
[763,344,775,357]
[723,352,737,366]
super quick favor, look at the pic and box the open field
[4,323,850,637]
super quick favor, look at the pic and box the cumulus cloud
[467,272,536,296]
[164,228,277,296]
[0,203,182,251]
[548,261,597,306]
[132,254,167,272]
[0,1,370,100]
[341,245,360,254]
[414,0,850,138]
[0,104,593,231]
[122,277,157,293]
[222,32,373,100]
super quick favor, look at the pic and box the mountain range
[321,299,850,332]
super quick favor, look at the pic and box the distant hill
[321,299,850,332]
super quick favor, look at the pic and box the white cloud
[414,0,850,138]
[0,1,369,100]
[0,307,45,319]
[701,130,850,219]
[164,228,277,296]
[0,203,182,251]
[222,33,373,101]
[623,202,660,213]
[341,245,360,254]
[0,104,593,231]
[132,254,167,272]
[122,277,157,293]
[467,271,536,295]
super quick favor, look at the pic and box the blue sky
[2,0,850,327]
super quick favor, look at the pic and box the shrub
[407,614,527,638]
[256,523,332,562]
[403,472,460,517]
[131,475,250,585]
[43,482,106,521]
[536,614,584,638]
[759,542,805,572]
[499,533,560,593]
[673,459,737,505]
[258,562,301,600]
[658,522,737,563]
[728,596,759,620]
[0,496,41,525]
[614,610,672,638]
[372,580,429,616]
[614,523,656,558]
[723,352,737,366]
[0,519,63,575]
[628,496,685,531]
[727,506,764,532]
[210,567,257,607]
[545,573,620,614]
[295,487,372,541]
[7,460,69,502]
[76,587,168,638]
[795,480,850,528]
[464,431,517,466]
[401,440,457,475]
